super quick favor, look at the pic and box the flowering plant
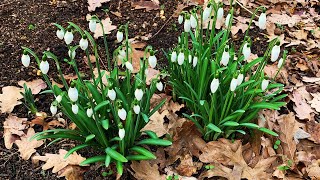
[22,19,171,175]
[168,2,287,141]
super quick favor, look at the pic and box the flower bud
[225,13,232,27]
[116,31,123,43]
[156,81,163,91]
[203,5,212,21]
[56,95,62,103]
[50,104,57,115]
[89,19,97,32]
[237,74,244,85]
[79,38,88,50]
[190,14,197,29]
[230,78,238,91]
[210,78,219,93]
[171,51,177,62]
[178,15,183,24]
[217,7,224,21]
[119,128,125,140]
[87,108,93,117]
[193,56,198,67]
[72,104,78,114]
[188,54,192,63]
[108,89,116,101]
[258,13,267,30]
[40,60,49,74]
[68,87,78,102]
[271,45,280,62]
[135,88,144,101]
[21,54,30,67]
[64,30,74,45]
[56,29,64,40]
[261,79,269,91]
[178,52,185,65]
[221,49,230,66]
[68,49,76,59]
[278,58,284,69]
[125,61,133,72]
[148,55,157,68]
[242,43,251,61]
[133,105,140,114]
[118,108,127,120]
[184,19,191,32]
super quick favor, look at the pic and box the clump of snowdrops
[21,17,171,175]
[168,2,287,141]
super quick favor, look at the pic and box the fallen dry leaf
[18,79,47,94]
[176,153,199,176]
[57,165,87,179]
[309,93,320,112]
[93,17,117,38]
[306,121,320,144]
[290,90,314,120]
[141,110,169,137]
[87,0,110,12]
[130,161,165,180]
[267,14,301,28]
[3,115,28,149]
[15,128,44,160]
[0,86,23,113]
[306,160,320,179]
[30,114,65,131]
[132,0,160,11]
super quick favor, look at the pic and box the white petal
[193,56,198,67]
[40,61,49,74]
[56,95,62,103]
[89,19,97,32]
[178,52,185,65]
[258,13,267,30]
[148,55,157,68]
[278,58,284,68]
[203,6,212,21]
[210,78,219,93]
[171,51,177,62]
[188,54,192,63]
[190,15,197,28]
[156,81,164,91]
[21,54,30,67]
[225,13,232,27]
[184,19,191,32]
[68,87,78,102]
[72,104,79,114]
[135,89,144,101]
[79,38,88,50]
[56,29,64,40]
[118,108,127,120]
[64,31,74,45]
[125,61,134,72]
[117,31,124,42]
[50,105,57,115]
[237,74,244,85]
[133,105,140,114]
[221,51,230,66]
[119,128,125,140]
[261,79,269,91]
[178,15,183,24]
[242,43,251,60]
[108,89,116,101]
[217,8,224,21]
[68,49,76,59]
[230,78,238,91]
[271,45,280,62]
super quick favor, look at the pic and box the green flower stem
[244,6,265,39]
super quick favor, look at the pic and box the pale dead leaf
[132,0,160,11]
[130,161,165,180]
[302,77,320,83]
[146,68,160,85]
[3,115,28,149]
[306,121,320,144]
[291,29,308,40]
[83,55,96,65]
[30,114,65,131]
[277,112,297,159]
[0,86,23,113]
[267,14,301,28]
[57,165,87,179]
[88,0,110,12]
[231,22,249,35]
[51,78,64,88]
[290,90,314,120]
[309,93,320,112]
[93,17,117,39]
[15,128,44,160]
[141,110,169,137]
[18,79,47,94]
[176,153,198,176]
[306,160,320,179]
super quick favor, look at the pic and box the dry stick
[150,15,173,40]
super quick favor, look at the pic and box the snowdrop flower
[72,103,79,114]
[217,7,224,21]
[118,108,127,120]
[50,104,57,115]
[125,61,133,72]
[133,105,140,114]
[221,48,230,66]
[56,95,62,103]
[210,78,219,93]
[64,30,73,45]
[156,81,164,91]
[271,43,280,62]
[242,43,251,61]
[68,84,78,102]
[107,88,116,101]
[118,49,126,61]
[56,29,64,40]
[87,108,93,118]
[261,79,269,91]
[68,49,76,59]
[258,10,267,30]
[237,73,244,85]
[190,14,197,29]
[40,59,49,74]
[203,5,212,21]
[230,78,238,91]
[188,54,192,63]
[184,18,191,32]
[148,55,157,68]
[119,128,125,140]
[116,30,123,43]
[171,51,177,62]
[135,88,144,101]
[178,14,183,24]
[79,36,88,50]
[225,13,232,27]
[178,52,185,65]
[21,52,30,67]
[193,56,198,67]
[278,58,284,68]
[89,19,97,32]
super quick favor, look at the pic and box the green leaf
[85,134,96,142]
[137,139,172,146]
[249,102,284,110]
[105,147,128,163]
[105,154,111,167]
[116,161,123,175]
[222,121,239,127]
[65,144,91,159]
[94,101,110,112]
[259,127,278,136]
[126,155,155,161]
[148,99,166,117]
[130,146,156,159]
[80,155,105,166]
[101,119,109,130]
[144,130,158,139]
[240,123,259,129]
[142,113,149,123]
[207,123,222,133]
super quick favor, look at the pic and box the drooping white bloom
[64,31,74,45]
[133,105,140,114]
[171,51,177,62]
[217,7,224,21]
[221,50,230,66]
[68,87,78,102]
[68,49,76,59]
[50,104,57,115]
[117,31,123,42]
[89,19,97,32]
[203,5,212,21]
[193,56,198,67]
[56,95,62,103]
[40,60,49,74]
[87,108,93,117]
[230,78,238,91]
[148,55,157,68]
[79,38,88,50]
[178,15,183,24]
[119,128,125,140]
[190,14,197,29]
[210,78,219,93]
[118,49,126,61]
[118,108,127,120]
[21,54,30,67]
[258,13,267,30]
[188,54,192,63]
[225,13,231,27]
[135,88,144,101]
[242,43,251,61]
[261,79,269,91]
[184,19,191,32]
[156,81,164,91]
[278,58,284,69]
[56,29,64,40]
[107,89,116,101]
[72,104,79,114]
[125,61,133,72]
[178,52,185,65]
[237,74,244,85]
[271,45,280,62]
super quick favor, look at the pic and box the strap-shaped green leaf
[144,130,158,139]
[80,155,105,166]
[105,147,128,163]
[259,127,278,136]
[130,146,156,159]
[94,101,110,112]
[207,123,222,133]
[137,139,172,146]
[85,134,96,142]
[101,119,109,130]
[65,144,91,159]
[240,123,259,129]
[126,155,155,161]
[222,121,239,127]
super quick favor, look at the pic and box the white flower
[230,78,238,91]
[278,58,284,68]
[107,89,116,101]
[64,31,73,45]
[242,43,251,61]
[221,50,230,66]
[237,74,244,85]
[271,45,280,62]
[261,79,269,91]
[217,7,224,21]
[184,19,191,32]
[56,95,62,103]
[258,13,267,30]
[225,13,232,27]
[119,128,125,140]
[178,15,183,24]
[21,54,30,67]
[193,56,198,67]
[68,87,78,102]
[135,88,144,101]
[117,31,123,42]
[87,108,93,117]
[178,52,185,65]
[171,51,177,62]
[118,49,126,61]
[118,108,127,120]
[190,14,197,28]
[148,55,157,68]
[188,54,192,63]
[210,78,219,93]
[79,38,88,50]
[40,60,49,74]
[50,104,57,115]
[72,104,79,114]
[203,5,212,21]
[68,49,76,59]
[156,81,163,91]
[133,105,140,114]
[125,61,133,72]
[56,29,64,40]
[89,19,97,32]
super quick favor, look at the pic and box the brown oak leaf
[15,128,44,160]
[0,86,23,113]
[130,161,165,180]
[18,79,47,94]
[3,115,28,149]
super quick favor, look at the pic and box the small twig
[150,15,173,40]
[235,0,256,16]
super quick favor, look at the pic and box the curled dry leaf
[176,153,200,176]
[306,121,320,144]
[132,0,160,11]
[30,114,65,131]
[92,17,117,39]
[267,14,301,28]
[15,128,44,160]
[88,0,110,12]
[290,90,314,120]
[3,115,28,149]
[306,160,320,179]
[57,165,87,179]
[140,110,169,137]
[18,79,47,95]
[0,86,23,113]
[309,93,320,112]
[130,161,165,180]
